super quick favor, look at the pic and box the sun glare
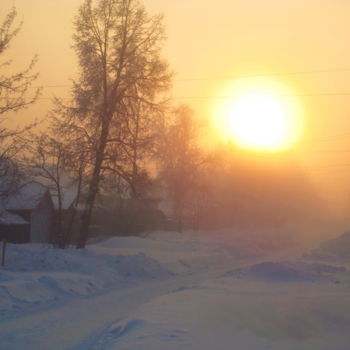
[212,79,304,152]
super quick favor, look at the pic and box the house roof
[4,181,48,211]
[0,210,28,225]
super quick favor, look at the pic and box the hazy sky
[3,0,350,217]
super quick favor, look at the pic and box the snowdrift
[0,243,172,319]
[224,261,347,282]
[90,275,350,350]
[0,229,296,320]
[2,230,350,350]
[304,231,350,262]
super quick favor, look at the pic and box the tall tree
[69,0,171,248]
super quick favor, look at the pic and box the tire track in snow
[0,272,217,350]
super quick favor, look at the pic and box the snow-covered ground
[1,229,350,350]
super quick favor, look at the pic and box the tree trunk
[76,156,103,248]
[56,187,65,249]
[76,199,95,248]
[65,174,83,247]
[76,124,109,248]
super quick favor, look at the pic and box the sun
[212,79,304,152]
[229,93,291,151]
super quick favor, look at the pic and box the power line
[174,68,350,82]
[30,67,350,89]
[305,163,350,169]
[172,92,350,100]
[303,165,350,173]
[299,132,350,144]
[25,91,350,101]
[302,149,350,154]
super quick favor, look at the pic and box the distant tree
[66,0,171,248]
[185,171,215,230]
[158,106,209,231]
[0,156,23,195]
[104,92,167,199]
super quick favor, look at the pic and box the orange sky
[3,0,350,219]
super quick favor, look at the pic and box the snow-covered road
[0,272,213,350]
[2,230,350,350]
[0,231,239,350]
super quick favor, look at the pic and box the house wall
[0,224,30,243]
[30,191,54,243]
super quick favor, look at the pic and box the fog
[3,2,350,349]
[3,0,350,243]
[178,144,344,248]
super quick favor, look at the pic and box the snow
[3,181,48,211]
[0,210,28,225]
[1,230,350,350]
[93,229,298,274]
[0,243,172,319]
[304,231,350,262]
[224,261,347,282]
[101,279,350,350]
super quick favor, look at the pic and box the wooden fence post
[1,238,6,267]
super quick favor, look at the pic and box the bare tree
[50,112,91,247]
[0,7,40,115]
[104,92,167,199]
[66,0,171,248]
[0,156,23,195]
[21,131,68,247]
[20,112,90,248]
[0,8,40,193]
[158,106,208,231]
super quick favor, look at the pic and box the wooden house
[0,182,54,244]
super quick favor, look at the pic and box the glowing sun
[212,79,304,152]
[229,93,292,151]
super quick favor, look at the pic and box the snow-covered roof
[4,182,48,211]
[0,210,28,225]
